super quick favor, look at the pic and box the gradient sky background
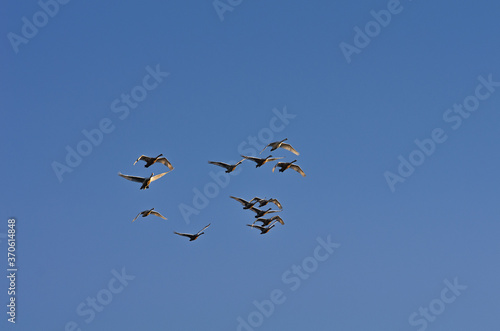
[1,1,500,330]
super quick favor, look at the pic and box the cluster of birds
[230,196,285,234]
[209,138,306,177]
[118,154,211,240]
[117,138,304,242]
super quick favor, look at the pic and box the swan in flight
[250,197,283,209]
[230,196,258,209]
[253,215,284,226]
[132,208,167,222]
[249,206,281,218]
[118,171,171,189]
[240,155,284,167]
[260,138,299,155]
[134,154,174,170]
[208,159,245,173]
[246,221,279,234]
[174,223,211,241]
[272,160,306,177]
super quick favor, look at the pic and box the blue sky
[2,1,500,330]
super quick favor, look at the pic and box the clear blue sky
[2,1,500,330]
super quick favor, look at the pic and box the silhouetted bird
[249,206,281,218]
[230,196,258,209]
[272,160,306,177]
[253,215,284,226]
[118,171,170,189]
[246,221,279,234]
[250,197,283,209]
[174,224,211,241]
[241,155,284,167]
[208,159,245,173]
[132,208,167,222]
[260,138,299,155]
[134,154,174,170]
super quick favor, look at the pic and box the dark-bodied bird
[118,171,171,189]
[272,160,306,177]
[208,159,245,173]
[132,208,167,222]
[134,154,174,170]
[260,138,299,155]
[253,215,284,226]
[249,206,281,218]
[246,221,279,234]
[230,196,258,209]
[241,155,284,167]
[174,223,211,241]
[250,197,283,209]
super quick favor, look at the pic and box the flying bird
[246,221,279,234]
[272,160,306,177]
[240,155,284,167]
[260,138,299,155]
[118,171,171,189]
[250,197,283,209]
[134,154,174,170]
[253,215,284,226]
[174,223,211,241]
[249,206,281,218]
[132,208,167,222]
[230,196,258,209]
[208,159,245,173]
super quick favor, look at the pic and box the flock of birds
[117,138,305,242]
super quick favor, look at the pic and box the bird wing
[241,155,260,162]
[247,224,263,230]
[234,158,246,166]
[131,212,142,222]
[118,173,145,183]
[280,143,299,155]
[289,164,306,177]
[230,196,249,206]
[208,161,230,170]
[272,162,282,173]
[266,209,280,214]
[197,223,211,235]
[249,197,262,203]
[271,215,284,225]
[151,171,170,181]
[266,156,284,162]
[150,210,167,220]
[259,143,273,154]
[174,231,193,238]
[157,157,174,170]
[269,199,282,209]
[133,155,152,165]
